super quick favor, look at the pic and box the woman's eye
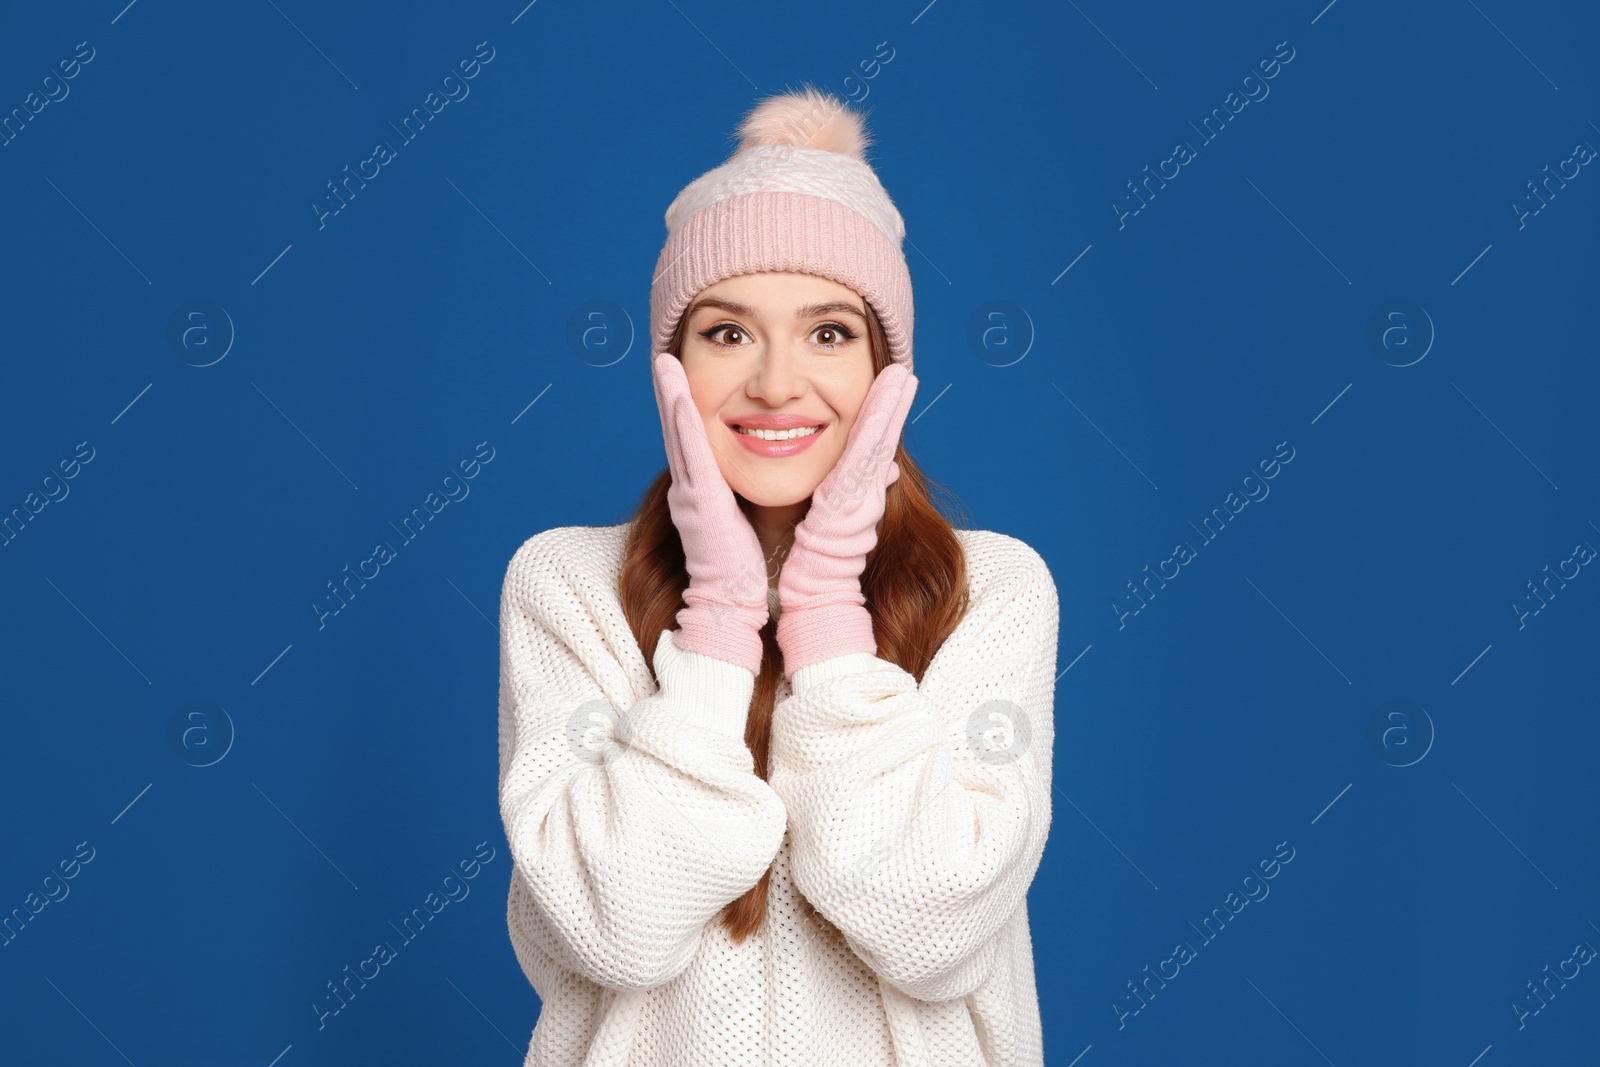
[699,324,747,347]
[697,322,858,349]
[812,323,858,349]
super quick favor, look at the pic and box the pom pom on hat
[663,87,903,244]
[733,85,872,160]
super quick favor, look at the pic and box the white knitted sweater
[496,522,1059,1066]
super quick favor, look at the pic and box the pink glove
[775,363,919,675]
[651,352,770,674]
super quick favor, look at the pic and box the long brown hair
[618,291,972,944]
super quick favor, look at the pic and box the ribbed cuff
[790,650,884,698]
[776,602,877,677]
[674,603,766,676]
[655,629,756,739]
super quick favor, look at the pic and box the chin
[727,469,825,509]
[736,482,819,508]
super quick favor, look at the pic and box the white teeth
[736,425,821,441]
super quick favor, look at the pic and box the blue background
[2,1,1596,1063]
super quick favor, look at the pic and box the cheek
[822,369,875,430]
[682,358,733,415]
[822,424,850,463]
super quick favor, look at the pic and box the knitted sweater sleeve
[497,528,788,992]
[768,532,1059,1003]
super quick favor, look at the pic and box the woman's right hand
[651,351,770,674]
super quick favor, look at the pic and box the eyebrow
[688,297,867,322]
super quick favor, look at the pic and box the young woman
[497,86,1059,1066]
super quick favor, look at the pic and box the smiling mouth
[732,424,824,441]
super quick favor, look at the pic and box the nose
[745,337,805,406]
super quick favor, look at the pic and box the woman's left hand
[775,363,918,675]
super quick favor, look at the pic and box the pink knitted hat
[649,86,914,372]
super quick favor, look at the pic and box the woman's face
[679,271,877,508]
